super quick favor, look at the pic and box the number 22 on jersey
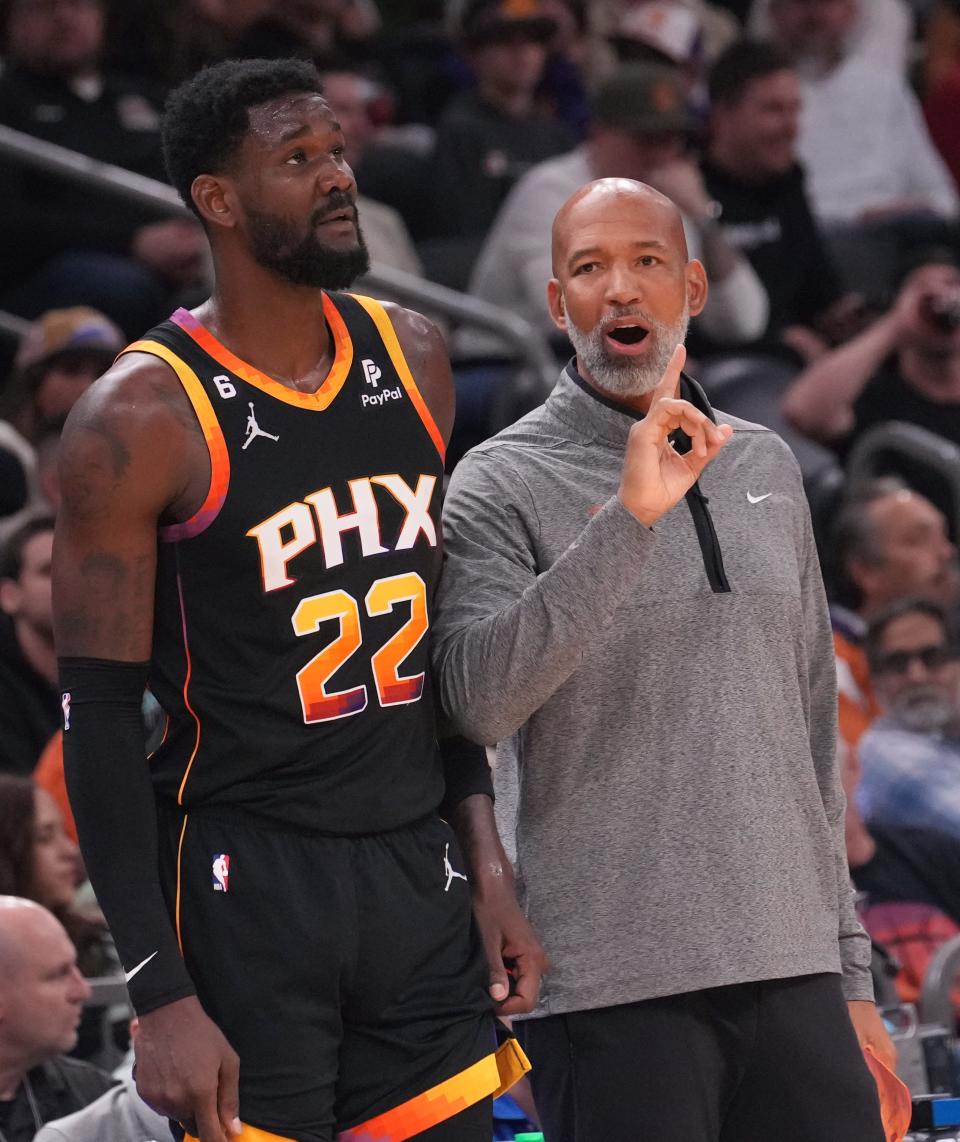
[292,571,427,723]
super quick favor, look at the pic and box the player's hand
[618,345,733,528]
[847,999,897,1074]
[134,996,241,1142]
[471,878,549,1017]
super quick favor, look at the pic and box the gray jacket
[34,1078,172,1142]
[432,366,872,1019]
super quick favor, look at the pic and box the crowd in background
[2,0,960,1135]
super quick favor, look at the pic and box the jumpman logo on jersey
[443,843,468,892]
[242,403,279,450]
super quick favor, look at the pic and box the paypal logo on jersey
[361,387,402,408]
[362,358,382,387]
[360,357,401,407]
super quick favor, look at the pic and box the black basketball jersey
[127,292,446,833]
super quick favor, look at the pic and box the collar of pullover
[553,361,731,593]
[551,360,718,448]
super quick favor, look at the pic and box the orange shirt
[835,627,880,752]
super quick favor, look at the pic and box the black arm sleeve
[439,733,494,820]
[59,657,196,1015]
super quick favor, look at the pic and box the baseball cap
[591,63,697,136]
[610,2,703,67]
[14,307,124,375]
[460,0,557,47]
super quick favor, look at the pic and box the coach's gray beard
[567,305,690,398]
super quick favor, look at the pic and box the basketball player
[52,59,542,1142]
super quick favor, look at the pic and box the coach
[432,177,891,1140]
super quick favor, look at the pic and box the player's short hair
[708,40,794,107]
[162,58,325,218]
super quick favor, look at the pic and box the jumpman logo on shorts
[443,843,468,892]
[242,402,279,449]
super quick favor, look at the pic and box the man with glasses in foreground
[859,598,960,839]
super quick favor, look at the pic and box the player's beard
[246,195,370,289]
[566,303,690,398]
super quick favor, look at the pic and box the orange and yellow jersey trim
[350,293,446,461]
[182,1040,528,1142]
[170,297,354,409]
[121,339,231,542]
[337,1038,530,1142]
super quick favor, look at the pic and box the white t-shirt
[796,56,959,224]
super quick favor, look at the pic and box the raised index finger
[650,344,686,404]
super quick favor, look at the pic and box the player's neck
[201,262,335,390]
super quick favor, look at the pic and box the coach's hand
[135,996,241,1141]
[618,345,732,528]
[847,1000,897,1074]
[472,875,549,1017]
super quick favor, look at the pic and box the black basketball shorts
[157,804,517,1141]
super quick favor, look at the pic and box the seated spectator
[0,515,60,775]
[827,479,960,751]
[0,773,114,977]
[605,0,738,122]
[534,0,592,140]
[608,3,709,86]
[766,0,958,300]
[317,69,424,278]
[701,38,864,362]
[596,0,740,65]
[0,897,115,1142]
[0,307,122,445]
[749,0,913,72]
[840,734,960,1013]
[782,249,960,462]
[858,599,960,840]
[0,775,118,1067]
[464,61,768,355]
[0,0,207,337]
[34,1073,173,1141]
[430,0,576,258]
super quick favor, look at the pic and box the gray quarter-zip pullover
[433,366,872,1019]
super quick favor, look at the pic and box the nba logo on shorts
[212,854,230,893]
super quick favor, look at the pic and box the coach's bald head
[551,179,689,278]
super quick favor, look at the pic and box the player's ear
[547,279,567,332]
[192,175,236,230]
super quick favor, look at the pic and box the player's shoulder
[349,294,443,349]
[61,349,199,471]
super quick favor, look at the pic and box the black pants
[516,974,886,1142]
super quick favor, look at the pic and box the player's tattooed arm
[449,793,549,1016]
[54,354,208,659]
[380,304,455,448]
[55,357,243,1142]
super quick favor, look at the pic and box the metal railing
[0,124,558,395]
[846,420,960,537]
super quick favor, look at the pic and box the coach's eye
[573,262,597,276]
[286,149,307,165]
